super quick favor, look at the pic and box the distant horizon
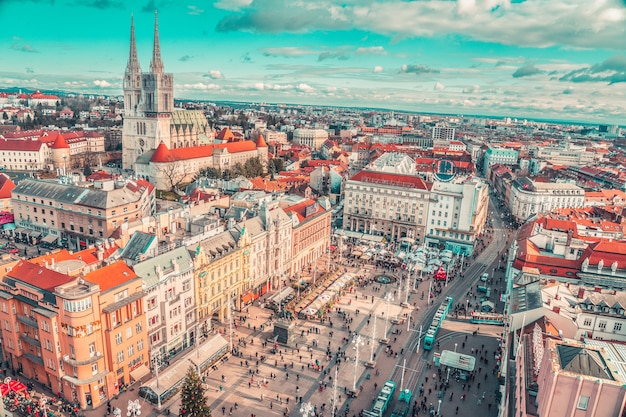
[2,85,622,131]
[2,0,626,125]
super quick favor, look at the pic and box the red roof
[256,135,267,148]
[150,141,258,162]
[0,138,43,151]
[0,173,15,199]
[216,127,235,141]
[52,133,70,149]
[84,260,138,292]
[283,199,326,221]
[7,260,73,292]
[350,171,430,190]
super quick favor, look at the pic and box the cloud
[434,82,445,91]
[562,87,575,94]
[78,0,123,9]
[93,80,111,88]
[373,66,384,73]
[463,85,480,94]
[11,43,37,53]
[262,47,316,58]
[297,83,315,93]
[180,83,219,90]
[187,5,204,15]
[512,64,543,78]
[355,46,386,56]
[213,0,252,11]
[318,51,349,61]
[214,0,626,50]
[560,54,626,84]
[204,70,223,79]
[400,64,440,75]
[178,55,193,62]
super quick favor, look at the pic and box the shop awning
[14,228,26,235]
[130,364,151,382]
[41,234,58,244]
[241,292,255,305]
[29,231,41,238]
[2,223,15,231]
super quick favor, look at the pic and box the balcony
[62,352,103,366]
[17,314,38,328]
[20,333,41,347]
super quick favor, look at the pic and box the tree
[2,112,8,121]
[83,164,93,177]
[179,366,211,417]
[157,155,189,191]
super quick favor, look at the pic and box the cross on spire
[150,10,164,74]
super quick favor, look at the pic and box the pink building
[534,338,626,417]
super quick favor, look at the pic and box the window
[91,363,98,375]
[126,327,132,339]
[136,322,142,334]
[137,339,144,351]
[583,318,592,327]
[598,320,607,330]
[117,351,124,364]
[127,344,134,357]
[614,323,622,332]
[63,298,92,313]
[577,395,589,410]
[115,333,123,345]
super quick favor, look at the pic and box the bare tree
[156,155,188,191]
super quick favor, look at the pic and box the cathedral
[122,13,267,189]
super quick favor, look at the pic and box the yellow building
[191,224,251,332]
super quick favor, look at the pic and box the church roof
[256,135,268,148]
[150,141,258,163]
[151,142,170,162]
[216,127,235,141]
[52,133,70,149]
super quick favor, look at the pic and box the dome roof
[256,135,267,148]
[150,142,171,162]
[52,133,70,149]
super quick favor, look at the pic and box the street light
[352,335,364,391]
[126,399,141,417]
[382,293,393,341]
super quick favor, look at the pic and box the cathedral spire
[150,10,164,74]
[126,15,141,74]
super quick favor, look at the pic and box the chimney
[97,246,104,262]
[577,288,585,299]
[595,287,602,293]
[553,306,560,314]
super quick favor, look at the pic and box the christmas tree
[180,366,211,417]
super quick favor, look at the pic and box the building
[132,247,196,367]
[534,338,626,417]
[483,146,519,176]
[431,126,455,141]
[121,14,213,170]
[292,129,329,151]
[425,178,489,255]
[11,178,155,249]
[281,197,331,278]
[191,224,251,326]
[529,139,597,167]
[509,177,584,224]
[0,138,51,171]
[0,257,147,410]
[342,170,431,243]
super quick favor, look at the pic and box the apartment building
[11,178,155,249]
[508,177,584,224]
[292,128,329,150]
[132,247,195,367]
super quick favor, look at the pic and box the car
[480,273,489,282]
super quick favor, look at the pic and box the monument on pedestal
[273,311,296,345]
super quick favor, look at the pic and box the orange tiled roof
[84,260,137,292]
[0,173,15,199]
[7,260,74,291]
[151,141,258,163]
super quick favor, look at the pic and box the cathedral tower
[123,15,142,117]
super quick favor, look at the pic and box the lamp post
[370,315,377,362]
[352,335,364,391]
[437,399,442,416]
[126,399,141,417]
[382,293,393,341]
[330,366,338,417]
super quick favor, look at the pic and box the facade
[132,247,196,367]
[343,170,431,243]
[282,197,332,277]
[431,126,455,141]
[293,129,329,151]
[121,15,212,170]
[191,225,251,326]
[0,139,51,171]
[483,146,519,176]
[425,178,489,255]
[509,177,584,223]
[11,178,155,249]
[529,140,596,167]
[535,338,626,417]
[0,258,147,410]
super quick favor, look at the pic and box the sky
[2,0,626,124]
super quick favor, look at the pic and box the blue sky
[2,0,626,124]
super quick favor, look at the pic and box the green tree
[243,157,264,178]
[271,158,284,173]
[2,112,8,121]
[179,366,211,417]
[83,164,93,177]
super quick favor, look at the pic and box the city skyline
[2,0,626,124]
